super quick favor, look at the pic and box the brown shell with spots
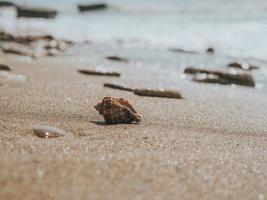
[94,97,141,124]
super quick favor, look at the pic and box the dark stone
[106,56,129,62]
[0,32,54,44]
[0,1,16,7]
[78,3,108,12]
[104,83,133,91]
[78,69,120,77]
[206,47,215,53]
[17,7,57,19]
[0,64,10,71]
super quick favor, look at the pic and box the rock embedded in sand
[33,125,66,139]
[184,67,255,87]
[78,3,108,12]
[106,56,129,63]
[104,83,133,92]
[227,62,259,71]
[78,69,120,77]
[94,97,141,124]
[0,64,10,71]
[17,7,57,19]
[134,88,183,99]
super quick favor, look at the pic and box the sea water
[1,0,267,60]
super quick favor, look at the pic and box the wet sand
[0,49,266,200]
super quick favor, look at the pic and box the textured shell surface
[94,97,141,124]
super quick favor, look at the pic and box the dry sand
[0,50,266,200]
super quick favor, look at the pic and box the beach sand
[0,48,266,200]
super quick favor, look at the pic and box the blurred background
[1,0,267,60]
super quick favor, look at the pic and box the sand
[0,48,266,200]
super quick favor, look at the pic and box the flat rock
[17,7,57,19]
[78,3,108,12]
[32,125,66,139]
[134,88,183,99]
[106,56,129,63]
[104,83,133,91]
[78,69,120,77]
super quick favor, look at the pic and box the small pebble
[32,125,66,139]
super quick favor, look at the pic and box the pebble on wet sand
[78,3,108,12]
[0,64,10,71]
[33,125,66,139]
[134,89,183,99]
[78,69,121,77]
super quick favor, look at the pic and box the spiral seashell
[94,97,141,124]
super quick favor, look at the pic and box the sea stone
[33,125,66,139]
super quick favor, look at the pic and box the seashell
[94,97,141,124]
[106,56,129,63]
[78,69,120,77]
[133,88,183,99]
[33,125,66,139]
[103,83,133,92]
[0,64,10,71]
